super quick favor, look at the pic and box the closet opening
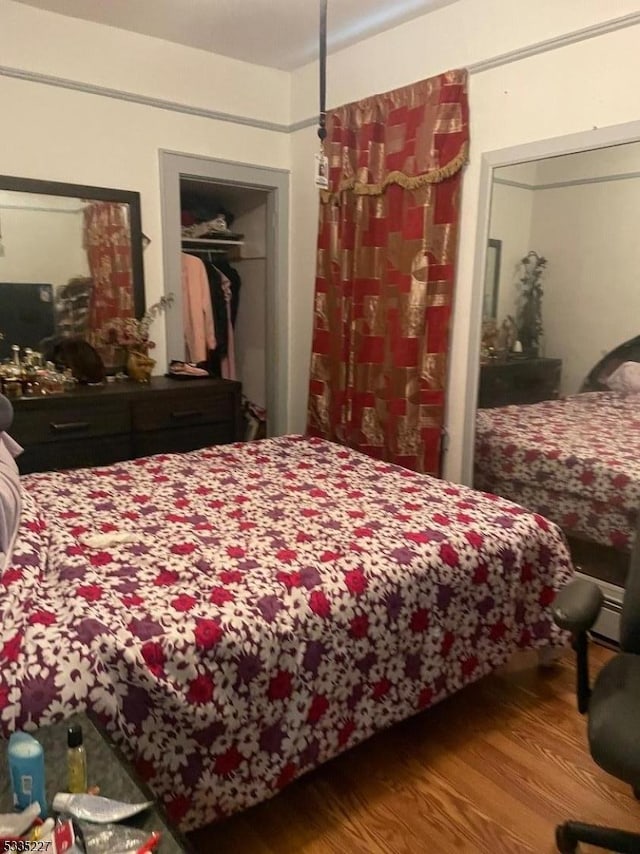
[159,151,290,439]
[181,179,268,436]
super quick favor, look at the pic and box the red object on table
[136,830,162,853]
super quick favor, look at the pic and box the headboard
[581,334,640,392]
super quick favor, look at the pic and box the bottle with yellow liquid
[67,724,88,793]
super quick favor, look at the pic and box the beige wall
[488,170,535,329]
[487,142,640,397]
[531,148,640,396]
[0,0,290,126]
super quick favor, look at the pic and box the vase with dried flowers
[515,251,547,357]
[95,294,174,382]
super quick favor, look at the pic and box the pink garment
[214,267,237,381]
[181,254,216,363]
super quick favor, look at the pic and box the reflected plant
[516,251,547,356]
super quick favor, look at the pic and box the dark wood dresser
[11,377,242,474]
[478,357,562,409]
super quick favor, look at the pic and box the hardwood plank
[189,643,639,853]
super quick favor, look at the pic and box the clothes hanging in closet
[181,253,237,381]
[203,262,229,359]
[181,253,215,364]
[201,260,237,381]
[213,259,242,327]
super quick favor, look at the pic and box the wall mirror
[0,175,145,362]
[471,137,640,639]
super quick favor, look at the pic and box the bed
[475,333,640,566]
[475,391,640,553]
[1,435,573,832]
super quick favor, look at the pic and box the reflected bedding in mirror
[474,141,640,602]
[475,390,640,552]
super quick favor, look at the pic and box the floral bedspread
[1,436,573,831]
[475,391,640,550]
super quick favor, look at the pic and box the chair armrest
[552,578,604,633]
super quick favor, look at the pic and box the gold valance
[319,69,469,204]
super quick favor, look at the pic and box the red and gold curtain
[307,70,469,476]
[84,201,134,332]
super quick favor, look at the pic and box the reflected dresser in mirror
[478,356,562,409]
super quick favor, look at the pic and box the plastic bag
[72,819,152,853]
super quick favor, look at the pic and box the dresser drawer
[19,436,133,474]
[10,377,241,474]
[131,387,236,433]
[133,423,236,458]
[12,398,131,446]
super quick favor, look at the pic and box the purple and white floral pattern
[475,391,640,550]
[1,436,573,830]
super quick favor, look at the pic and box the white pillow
[0,432,23,572]
[605,361,640,394]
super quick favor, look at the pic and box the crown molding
[494,171,640,191]
[0,64,290,134]
[2,10,640,135]
[289,10,640,132]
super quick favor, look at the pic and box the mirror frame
[0,174,146,318]
[483,238,502,320]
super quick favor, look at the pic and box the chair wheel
[555,824,577,853]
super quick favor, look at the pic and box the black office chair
[552,545,640,853]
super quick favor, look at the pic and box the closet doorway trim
[159,150,290,436]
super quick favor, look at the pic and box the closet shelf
[181,236,245,261]
[181,237,244,247]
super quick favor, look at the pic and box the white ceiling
[14,0,461,71]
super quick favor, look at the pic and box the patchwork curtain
[84,201,134,332]
[307,70,469,476]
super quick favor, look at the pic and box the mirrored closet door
[472,140,640,637]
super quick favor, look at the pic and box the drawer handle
[50,421,90,433]
[170,409,204,420]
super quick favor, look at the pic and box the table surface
[0,713,192,853]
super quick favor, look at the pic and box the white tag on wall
[314,153,329,189]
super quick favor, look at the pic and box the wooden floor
[189,644,639,853]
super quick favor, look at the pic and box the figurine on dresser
[0,343,76,398]
[497,315,519,356]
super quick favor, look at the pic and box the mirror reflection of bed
[473,141,640,638]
